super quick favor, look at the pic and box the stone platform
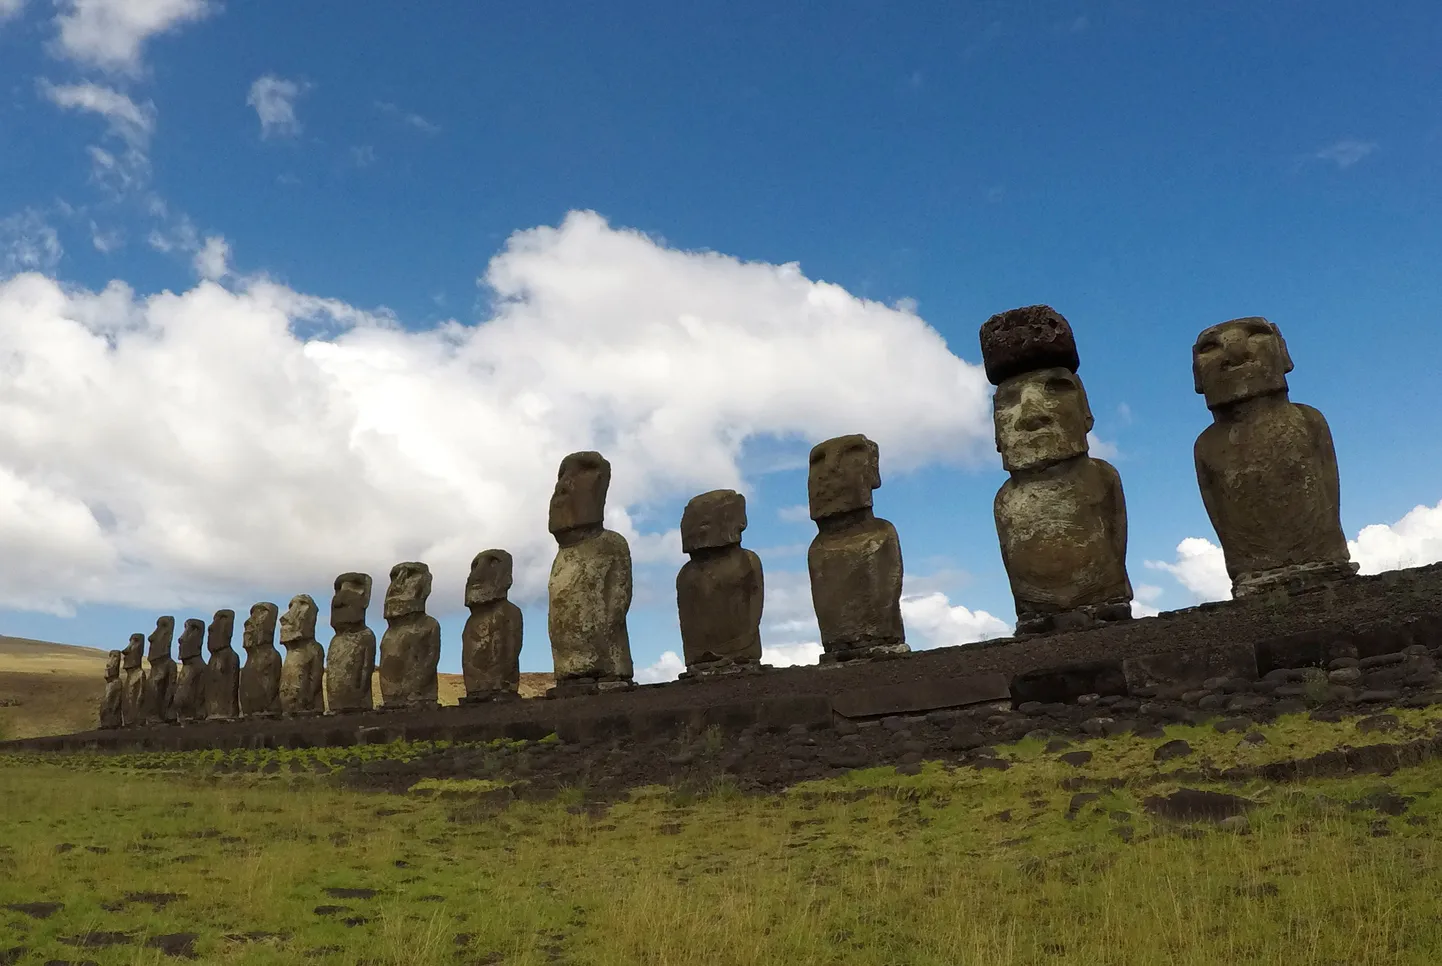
[6,562,1442,755]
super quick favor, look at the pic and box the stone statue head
[331,572,373,628]
[243,602,279,652]
[1192,316,1293,410]
[207,609,235,653]
[466,550,513,607]
[979,304,1080,386]
[548,451,611,535]
[177,619,205,660]
[993,367,1094,472]
[808,434,880,521]
[122,633,145,670]
[384,561,432,619]
[105,650,122,680]
[681,489,747,553]
[147,616,175,662]
[279,594,319,643]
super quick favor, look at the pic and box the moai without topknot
[547,451,634,690]
[98,650,123,729]
[378,562,441,709]
[239,602,282,716]
[326,573,376,713]
[120,633,147,726]
[204,609,240,719]
[677,489,764,674]
[460,550,523,703]
[1192,317,1356,597]
[807,434,909,661]
[981,305,1133,634]
[279,594,326,714]
[145,616,178,724]
[171,618,208,722]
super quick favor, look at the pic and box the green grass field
[2,709,1441,965]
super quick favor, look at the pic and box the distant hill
[0,634,553,740]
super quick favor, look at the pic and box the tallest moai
[981,305,1133,634]
[1191,317,1356,596]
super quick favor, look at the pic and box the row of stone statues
[99,307,1358,727]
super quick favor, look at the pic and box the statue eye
[809,449,825,465]
[1045,377,1073,392]
[1197,338,1220,353]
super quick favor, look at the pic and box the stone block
[1124,643,1257,692]
[832,673,1010,719]
[1012,661,1126,705]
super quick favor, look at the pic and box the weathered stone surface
[120,633,147,727]
[832,673,1011,719]
[806,435,908,660]
[991,366,1133,632]
[204,609,239,719]
[1124,644,1259,692]
[1192,317,1357,597]
[978,304,1080,386]
[461,550,523,699]
[379,562,441,708]
[98,650,123,729]
[326,573,375,713]
[279,595,325,714]
[239,602,281,716]
[171,619,208,722]
[548,452,634,682]
[145,616,178,724]
[677,490,763,670]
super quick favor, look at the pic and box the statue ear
[1191,349,1205,395]
[866,438,881,488]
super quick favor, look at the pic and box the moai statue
[326,573,376,713]
[119,633,147,727]
[378,562,441,709]
[144,616,178,724]
[98,650,123,729]
[460,550,524,703]
[170,618,208,722]
[981,305,1133,634]
[547,451,634,690]
[204,609,240,719]
[676,489,764,674]
[1192,317,1357,596]
[807,434,909,661]
[278,594,326,714]
[238,602,282,716]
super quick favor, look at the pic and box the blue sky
[1,0,1440,679]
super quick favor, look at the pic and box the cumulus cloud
[1,210,64,275]
[636,650,685,684]
[1149,499,1442,606]
[1130,583,1163,618]
[0,210,994,616]
[192,235,229,281]
[39,81,155,195]
[0,0,25,25]
[763,640,824,667]
[1314,139,1377,170]
[248,75,307,139]
[899,592,1011,647]
[52,0,215,73]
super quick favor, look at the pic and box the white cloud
[192,234,229,281]
[1349,500,1442,573]
[375,101,440,135]
[1146,536,1232,603]
[775,504,810,523]
[1086,431,1119,460]
[1314,139,1377,170]
[1,210,63,275]
[763,640,823,667]
[1131,582,1163,618]
[636,650,685,683]
[90,222,123,253]
[1148,499,1442,606]
[900,592,1011,648]
[0,210,994,615]
[0,0,25,25]
[248,75,307,139]
[52,0,215,73]
[39,81,155,195]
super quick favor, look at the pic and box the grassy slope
[0,635,554,740]
[2,709,1440,965]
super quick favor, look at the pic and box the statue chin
[1001,433,1087,473]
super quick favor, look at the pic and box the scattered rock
[144,933,199,959]
[1242,731,1268,745]
[1214,717,1252,734]
[1153,739,1192,762]
[1044,737,1072,753]
[1348,788,1411,816]
[1066,792,1101,817]
[1143,788,1256,823]
[59,932,133,949]
[1219,815,1251,834]
[4,902,62,920]
[1058,751,1093,767]
[1356,714,1400,734]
